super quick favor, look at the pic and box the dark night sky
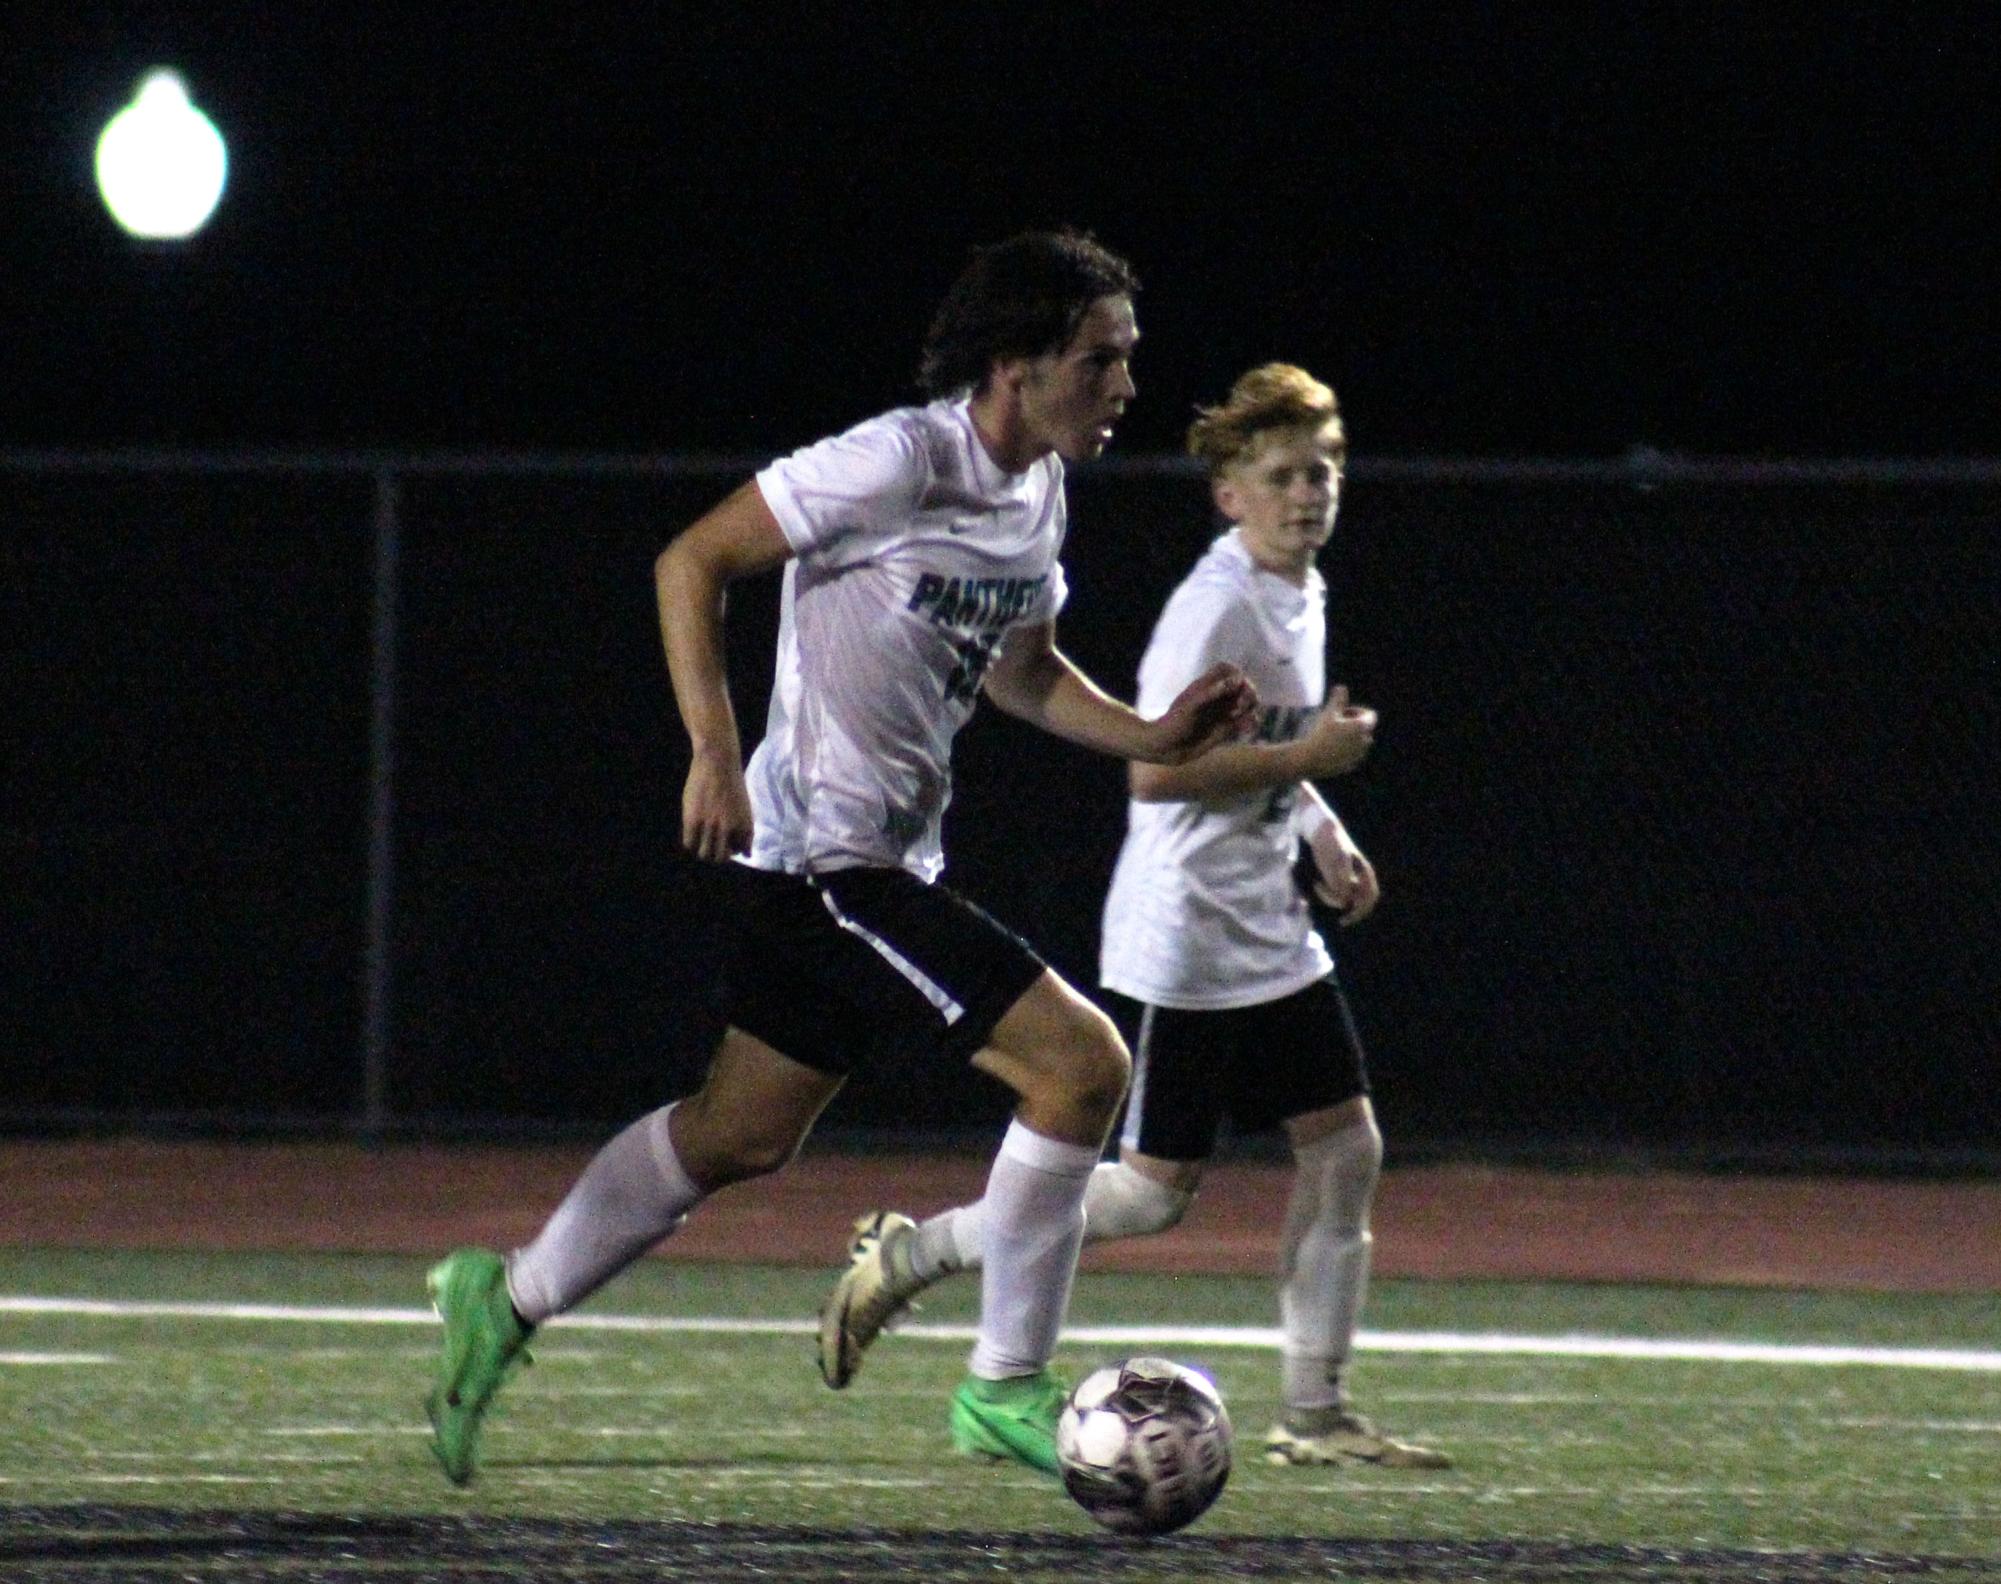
[2,3,1997,458]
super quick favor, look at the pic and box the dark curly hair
[918,228,1140,398]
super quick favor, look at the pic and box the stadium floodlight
[95,70,228,240]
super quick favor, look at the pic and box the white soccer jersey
[1100,530,1334,1009]
[744,397,1069,880]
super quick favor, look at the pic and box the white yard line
[0,1473,284,1486]
[0,1351,114,1364]
[3,1294,1997,1372]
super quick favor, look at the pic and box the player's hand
[1293,686,1377,778]
[682,745,754,862]
[1145,662,1259,764]
[1311,829,1381,926]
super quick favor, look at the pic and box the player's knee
[1054,1007,1131,1124]
[725,1129,806,1182]
[673,1100,805,1188]
[1334,1112,1383,1187]
[1305,1112,1383,1232]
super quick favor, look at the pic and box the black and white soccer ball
[1056,1356,1233,1536]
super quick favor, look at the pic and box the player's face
[1214,427,1342,578]
[1017,295,1139,463]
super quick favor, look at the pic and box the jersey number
[945,634,1000,704]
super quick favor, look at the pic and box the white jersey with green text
[1100,530,1333,1008]
[746,397,1069,880]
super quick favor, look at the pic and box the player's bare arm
[1131,684,1376,802]
[984,621,1257,764]
[1297,782,1382,925]
[654,481,795,860]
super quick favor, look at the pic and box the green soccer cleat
[424,1247,533,1486]
[949,1369,1067,1477]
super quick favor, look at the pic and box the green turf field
[0,1248,1995,1580]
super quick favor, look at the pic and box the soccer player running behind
[424,230,1257,1486]
[822,363,1449,1469]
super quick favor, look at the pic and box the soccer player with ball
[423,229,1257,1486]
[825,363,1450,1472]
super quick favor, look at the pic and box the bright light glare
[95,71,228,240]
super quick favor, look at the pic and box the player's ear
[1211,475,1245,523]
[987,352,1031,398]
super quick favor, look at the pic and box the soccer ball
[1055,1356,1233,1536]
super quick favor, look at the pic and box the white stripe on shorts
[817,888,966,1026]
[1120,1002,1156,1153]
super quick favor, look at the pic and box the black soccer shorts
[1109,976,1371,1162]
[717,862,1048,1077]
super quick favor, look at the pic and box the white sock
[909,1159,1189,1283]
[506,1104,702,1324]
[1082,1159,1193,1239]
[1277,1114,1382,1412]
[908,1202,984,1284]
[967,1120,1098,1380]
